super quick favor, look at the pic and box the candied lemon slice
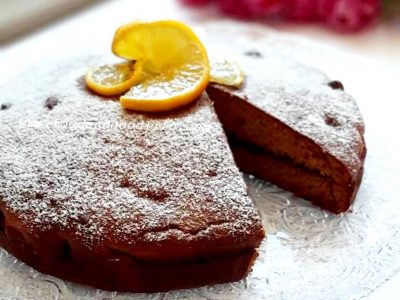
[85,61,141,96]
[210,56,244,88]
[113,20,210,112]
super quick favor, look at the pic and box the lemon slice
[85,61,141,96]
[113,20,210,112]
[210,56,244,88]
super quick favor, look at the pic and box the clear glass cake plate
[1,21,399,300]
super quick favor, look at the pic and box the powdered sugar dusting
[225,53,364,176]
[0,56,263,254]
[204,25,365,178]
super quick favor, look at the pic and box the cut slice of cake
[0,57,264,292]
[207,51,366,213]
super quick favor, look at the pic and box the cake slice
[0,57,264,292]
[207,51,366,213]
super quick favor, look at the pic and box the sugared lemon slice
[113,20,210,112]
[210,56,244,88]
[85,61,141,96]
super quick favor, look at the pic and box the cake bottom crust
[229,138,364,214]
[0,217,258,293]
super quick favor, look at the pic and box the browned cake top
[213,52,365,176]
[0,57,263,260]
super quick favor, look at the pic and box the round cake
[0,23,366,293]
[0,57,265,292]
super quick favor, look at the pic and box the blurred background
[1,0,399,62]
[1,0,399,84]
[0,0,100,42]
[1,0,399,43]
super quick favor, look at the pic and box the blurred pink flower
[216,0,282,19]
[179,0,381,32]
[281,0,319,21]
[319,0,380,32]
[179,0,212,6]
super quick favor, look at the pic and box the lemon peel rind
[113,20,210,112]
[120,72,209,112]
[85,62,141,96]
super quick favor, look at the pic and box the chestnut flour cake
[0,57,265,293]
[0,28,366,293]
[207,51,366,213]
[201,22,366,214]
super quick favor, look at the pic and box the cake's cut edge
[228,137,365,213]
[206,51,366,213]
